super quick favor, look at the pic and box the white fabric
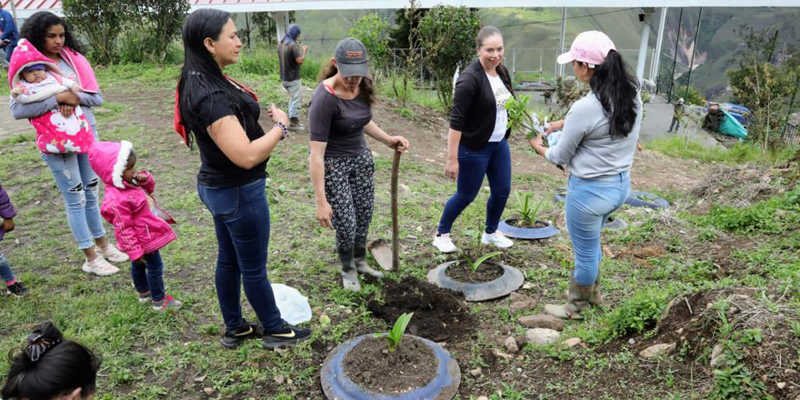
[271,283,312,325]
[486,72,511,142]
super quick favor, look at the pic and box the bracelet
[274,121,288,140]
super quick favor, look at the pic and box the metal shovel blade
[367,239,393,271]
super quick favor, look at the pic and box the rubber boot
[338,248,361,292]
[353,241,384,278]
[589,278,604,306]
[544,279,593,320]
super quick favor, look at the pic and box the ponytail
[589,50,639,139]
[318,61,376,106]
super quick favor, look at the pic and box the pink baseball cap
[557,31,617,68]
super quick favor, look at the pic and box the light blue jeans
[0,251,15,282]
[41,152,106,249]
[566,171,630,287]
[282,79,302,119]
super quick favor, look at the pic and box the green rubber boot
[338,248,361,292]
[544,279,593,320]
[353,241,384,278]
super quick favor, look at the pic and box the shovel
[368,148,402,271]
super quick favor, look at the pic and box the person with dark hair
[278,24,307,131]
[0,4,20,68]
[8,11,128,276]
[433,25,515,254]
[1,321,100,400]
[175,9,311,349]
[529,31,641,319]
[309,37,409,292]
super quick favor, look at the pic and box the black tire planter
[427,261,524,302]
[603,216,627,231]
[553,187,567,203]
[321,334,460,400]
[498,218,560,240]
[625,190,669,209]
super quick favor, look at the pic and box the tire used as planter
[321,334,460,400]
[603,215,627,231]
[498,218,559,240]
[427,261,524,302]
[553,187,567,203]
[625,190,669,209]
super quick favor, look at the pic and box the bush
[350,14,390,73]
[700,189,800,234]
[585,286,674,343]
[118,28,182,65]
[417,6,480,112]
[127,0,189,63]
[63,0,129,65]
[671,85,705,106]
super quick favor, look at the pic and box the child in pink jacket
[88,141,182,311]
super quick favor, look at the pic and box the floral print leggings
[324,149,375,253]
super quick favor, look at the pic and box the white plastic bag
[271,283,312,325]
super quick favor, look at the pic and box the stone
[504,336,520,353]
[492,349,514,361]
[639,343,676,359]
[525,328,561,345]
[203,387,214,396]
[509,293,536,313]
[469,367,482,377]
[562,337,582,348]
[710,344,726,368]
[274,375,285,385]
[518,314,566,331]
[477,397,489,400]
[522,282,535,290]
[777,382,786,389]
[194,375,206,383]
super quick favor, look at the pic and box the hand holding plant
[505,95,537,139]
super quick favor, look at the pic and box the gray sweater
[545,91,641,179]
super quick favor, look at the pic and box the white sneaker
[481,231,513,249]
[99,244,130,263]
[433,233,458,253]
[82,256,120,276]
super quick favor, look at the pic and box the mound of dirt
[367,276,475,343]
[691,164,778,209]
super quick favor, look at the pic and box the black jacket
[449,60,514,150]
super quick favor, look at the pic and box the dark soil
[444,260,504,283]
[506,218,550,229]
[343,336,438,395]
[367,277,475,343]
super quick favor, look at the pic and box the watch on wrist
[274,121,288,140]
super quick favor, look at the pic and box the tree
[350,14,390,73]
[417,5,480,112]
[127,0,189,63]
[62,0,129,64]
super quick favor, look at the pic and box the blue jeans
[41,153,106,249]
[282,79,302,119]
[566,171,630,287]
[131,251,165,302]
[0,251,15,282]
[438,139,511,235]
[197,178,283,332]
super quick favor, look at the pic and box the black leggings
[324,149,375,253]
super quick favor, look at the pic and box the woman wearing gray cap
[308,37,410,292]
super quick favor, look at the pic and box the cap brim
[556,52,574,65]
[338,61,369,78]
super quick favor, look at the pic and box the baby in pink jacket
[88,141,182,311]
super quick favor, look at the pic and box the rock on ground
[504,336,520,353]
[526,328,561,345]
[509,293,536,312]
[518,314,566,331]
[639,343,676,359]
[562,337,582,348]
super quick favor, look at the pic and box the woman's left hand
[388,136,410,152]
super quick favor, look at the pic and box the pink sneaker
[152,294,183,312]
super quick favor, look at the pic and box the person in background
[0,181,29,297]
[668,97,685,133]
[278,24,307,131]
[0,4,20,68]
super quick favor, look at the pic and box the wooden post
[391,149,401,270]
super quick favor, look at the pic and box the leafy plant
[376,312,414,352]
[514,191,547,225]
[468,251,503,273]
[63,0,130,65]
[350,14,391,73]
[505,95,536,138]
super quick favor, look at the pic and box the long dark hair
[1,322,100,400]
[20,11,84,55]
[177,9,243,148]
[587,50,639,139]
[319,62,376,106]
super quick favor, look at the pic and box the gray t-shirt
[308,83,372,158]
[545,91,641,179]
[278,41,303,82]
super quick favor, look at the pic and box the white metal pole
[636,10,652,83]
[558,7,567,77]
[8,0,19,26]
[273,11,289,45]
[649,7,668,82]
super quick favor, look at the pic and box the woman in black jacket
[433,26,515,253]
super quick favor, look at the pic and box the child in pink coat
[88,141,182,311]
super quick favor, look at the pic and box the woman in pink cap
[529,31,642,319]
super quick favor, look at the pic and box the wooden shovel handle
[391,149,401,270]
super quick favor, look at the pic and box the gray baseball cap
[334,37,369,78]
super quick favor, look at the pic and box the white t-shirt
[486,72,511,142]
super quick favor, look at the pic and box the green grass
[646,136,798,165]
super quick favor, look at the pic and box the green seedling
[376,312,414,352]
[505,95,537,139]
[514,191,547,226]
[469,251,503,273]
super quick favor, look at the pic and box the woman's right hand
[55,90,80,106]
[546,119,565,134]
[268,103,289,125]
[445,159,459,180]
[316,200,334,229]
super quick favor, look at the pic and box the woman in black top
[176,9,310,350]
[308,38,409,292]
[433,26,515,254]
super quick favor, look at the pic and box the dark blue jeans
[438,139,512,235]
[131,251,165,302]
[197,178,283,332]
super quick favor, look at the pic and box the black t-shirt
[278,42,303,82]
[308,83,372,158]
[186,83,268,187]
